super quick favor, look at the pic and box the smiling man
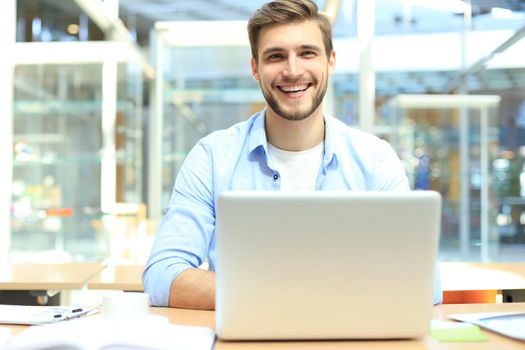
[143,0,443,309]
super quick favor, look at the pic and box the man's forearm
[169,268,216,310]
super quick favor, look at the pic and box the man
[143,0,442,309]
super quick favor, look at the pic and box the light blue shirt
[143,110,443,306]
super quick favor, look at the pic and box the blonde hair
[247,0,333,62]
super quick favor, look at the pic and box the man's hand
[169,268,216,310]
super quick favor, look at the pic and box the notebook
[215,191,441,340]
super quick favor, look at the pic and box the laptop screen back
[215,191,441,340]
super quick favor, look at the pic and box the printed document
[0,305,97,325]
[5,314,214,350]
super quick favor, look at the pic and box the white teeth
[280,84,308,92]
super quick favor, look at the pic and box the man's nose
[283,55,304,77]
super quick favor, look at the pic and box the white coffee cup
[103,292,150,320]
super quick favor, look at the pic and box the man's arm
[169,269,216,310]
[143,141,216,307]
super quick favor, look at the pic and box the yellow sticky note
[430,320,487,342]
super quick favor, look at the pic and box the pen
[52,308,84,320]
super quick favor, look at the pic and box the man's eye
[267,54,283,60]
[302,51,317,57]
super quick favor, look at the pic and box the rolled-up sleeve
[143,141,215,306]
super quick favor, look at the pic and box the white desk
[87,264,144,291]
[441,262,525,303]
[0,263,106,305]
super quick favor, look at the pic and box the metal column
[357,0,375,133]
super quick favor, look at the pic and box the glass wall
[160,46,263,204]
[16,0,105,43]
[12,64,104,260]
[8,0,149,263]
[11,61,145,262]
[386,95,502,261]
[6,0,525,264]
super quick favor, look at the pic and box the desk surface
[87,262,525,293]
[0,263,106,290]
[150,303,525,349]
[87,264,144,291]
[2,261,524,299]
[2,303,525,348]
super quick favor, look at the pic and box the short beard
[262,81,327,121]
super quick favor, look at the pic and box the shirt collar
[248,109,269,159]
[247,109,338,167]
[322,115,338,168]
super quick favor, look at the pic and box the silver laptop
[215,191,441,340]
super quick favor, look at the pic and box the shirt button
[273,174,279,180]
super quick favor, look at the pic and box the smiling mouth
[277,83,312,94]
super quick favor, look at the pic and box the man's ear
[328,50,336,74]
[251,57,260,81]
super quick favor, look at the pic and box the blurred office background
[1,0,525,264]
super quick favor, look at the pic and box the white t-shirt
[267,142,324,191]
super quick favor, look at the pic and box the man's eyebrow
[300,44,322,52]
